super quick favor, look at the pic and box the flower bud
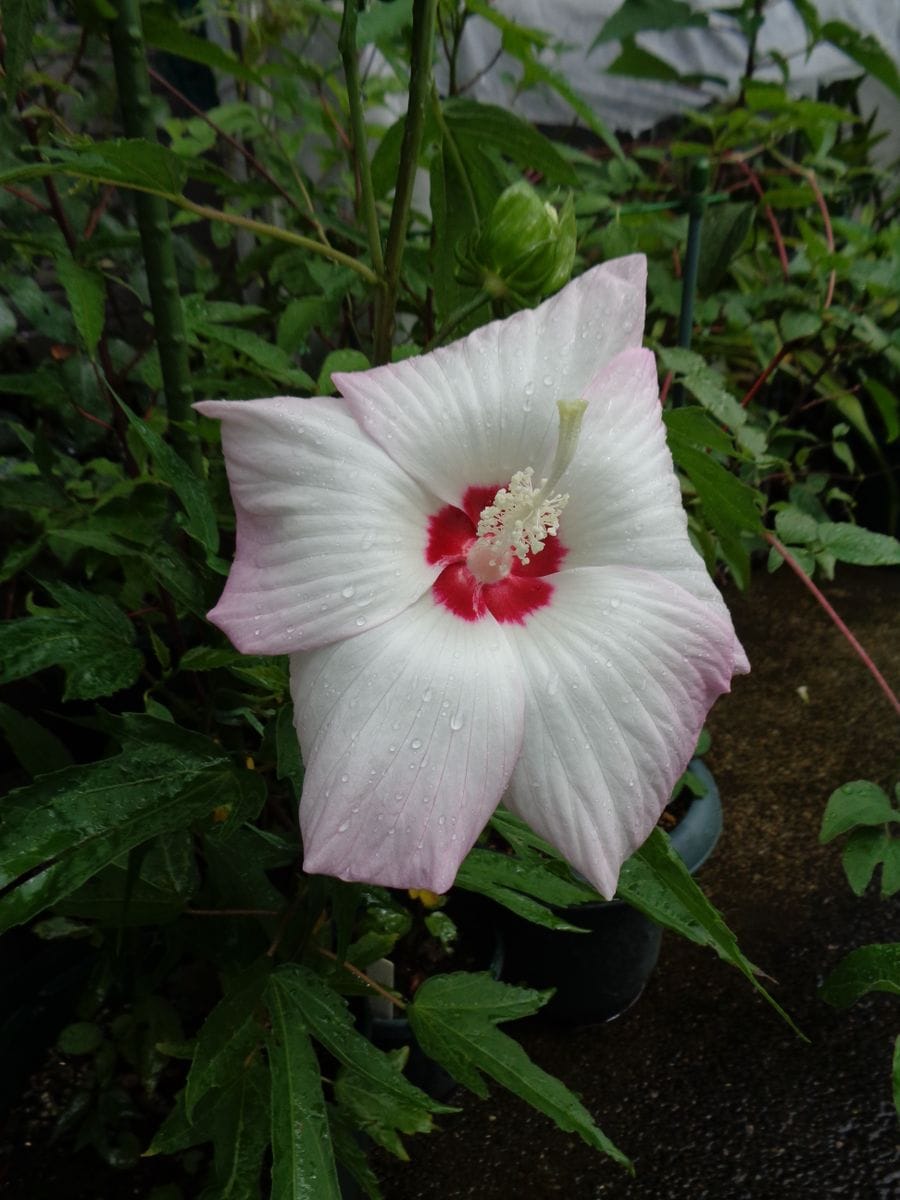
[460,182,576,305]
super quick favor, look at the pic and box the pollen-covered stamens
[473,398,588,566]
[476,468,568,566]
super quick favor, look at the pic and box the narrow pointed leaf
[408,972,631,1168]
[265,972,342,1200]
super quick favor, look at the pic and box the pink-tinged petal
[502,566,739,899]
[293,595,525,893]
[335,257,647,505]
[195,396,438,654]
[559,347,749,673]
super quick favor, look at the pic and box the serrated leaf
[816,523,900,567]
[618,830,801,1034]
[774,506,819,545]
[206,1063,271,1200]
[456,848,596,930]
[117,402,218,555]
[408,972,630,1168]
[196,322,314,390]
[780,309,822,342]
[55,256,105,357]
[664,407,736,455]
[187,960,271,1121]
[0,716,230,932]
[820,781,898,842]
[270,965,448,1116]
[265,972,343,1200]
[658,348,747,431]
[820,944,900,1008]
[0,584,143,701]
[442,99,578,185]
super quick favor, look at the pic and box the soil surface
[375,565,900,1200]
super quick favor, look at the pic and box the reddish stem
[765,532,900,718]
[740,343,790,408]
[660,369,675,405]
[730,159,789,278]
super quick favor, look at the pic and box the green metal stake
[108,0,200,470]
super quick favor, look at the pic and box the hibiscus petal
[335,256,647,505]
[559,347,749,673]
[502,566,739,899]
[195,396,437,654]
[293,595,525,893]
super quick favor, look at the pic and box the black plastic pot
[499,759,722,1025]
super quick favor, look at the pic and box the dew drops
[611,597,621,609]
[411,738,422,750]
[546,672,560,697]
[360,531,376,551]
[422,688,433,702]
[542,373,553,386]
[355,615,367,627]
[449,711,465,731]
[338,821,349,833]
[524,380,535,396]
[341,584,355,599]
[340,773,349,783]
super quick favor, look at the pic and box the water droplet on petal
[338,821,349,833]
[355,616,367,627]
[449,711,465,731]
[411,738,422,750]
[341,585,355,599]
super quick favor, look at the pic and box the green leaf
[55,256,106,358]
[664,407,736,456]
[780,309,823,342]
[618,830,801,1034]
[58,1021,103,1055]
[0,583,143,701]
[863,378,899,443]
[186,960,271,1121]
[408,973,631,1168]
[270,965,448,1116]
[3,0,47,100]
[274,705,303,800]
[820,944,900,1008]
[442,100,578,185]
[0,716,231,932]
[141,4,263,86]
[265,972,343,1200]
[696,202,754,294]
[0,701,72,777]
[820,781,898,843]
[816,523,900,567]
[456,849,596,930]
[316,350,370,397]
[774,506,819,545]
[893,1036,900,1119]
[841,829,892,897]
[658,348,747,432]
[196,322,314,390]
[207,1063,271,1200]
[335,1049,434,1161]
[117,402,219,556]
[821,22,900,99]
[607,39,682,82]
[594,0,708,45]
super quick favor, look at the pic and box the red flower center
[425,484,566,623]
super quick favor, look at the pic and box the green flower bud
[466,181,576,305]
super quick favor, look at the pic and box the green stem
[339,0,385,278]
[373,0,438,364]
[108,0,199,469]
